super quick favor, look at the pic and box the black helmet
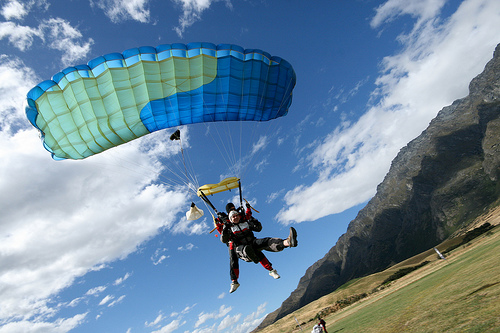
[226,202,236,213]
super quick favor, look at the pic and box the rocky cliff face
[255,44,500,330]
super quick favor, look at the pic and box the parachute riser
[199,189,218,214]
[238,181,243,212]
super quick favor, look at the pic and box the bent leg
[253,237,286,252]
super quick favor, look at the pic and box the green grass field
[258,209,500,333]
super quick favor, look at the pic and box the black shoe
[287,227,298,247]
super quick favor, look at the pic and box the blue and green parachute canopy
[25,42,296,160]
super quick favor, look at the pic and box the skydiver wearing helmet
[217,203,298,293]
[214,202,253,293]
[222,202,264,293]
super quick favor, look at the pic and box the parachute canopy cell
[25,43,296,160]
[197,177,240,197]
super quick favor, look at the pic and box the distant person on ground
[311,323,323,333]
[318,318,328,333]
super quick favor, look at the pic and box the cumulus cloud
[231,303,267,333]
[0,21,41,51]
[0,0,48,21]
[171,217,209,235]
[38,18,94,66]
[0,313,88,333]
[172,0,232,37]
[278,0,500,224]
[218,313,242,331]
[91,0,150,23]
[195,305,232,328]
[0,55,190,329]
[0,17,93,66]
[151,319,186,333]
[0,55,37,132]
[371,0,446,28]
[1,0,28,20]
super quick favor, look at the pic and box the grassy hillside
[257,206,500,333]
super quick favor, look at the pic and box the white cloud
[67,297,84,308]
[145,313,165,327]
[195,305,232,328]
[1,0,27,20]
[98,295,114,306]
[151,319,186,333]
[278,0,500,224]
[231,303,267,333]
[0,19,93,66]
[181,303,197,314]
[108,295,126,307]
[0,21,41,51]
[165,301,263,333]
[172,0,232,37]
[371,0,446,29]
[177,243,196,251]
[266,189,284,204]
[0,56,190,329]
[86,285,107,296]
[91,0,150,23]
[0,313,88,333]
[171,217,209,235]
[218,314,242,331]
[166,303,196,321]
[38,18,94,66]
[114,272,131,285]
[251,136,268,155]
[1,1,92,66]
[0,55,37,132]
[254,158,268,173]
[151,248,170,265]
[0,0,48,21]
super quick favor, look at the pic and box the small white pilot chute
[186,202,204,220]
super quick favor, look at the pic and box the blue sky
[1,0,499,332]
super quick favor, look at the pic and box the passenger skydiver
[215,202,298,293]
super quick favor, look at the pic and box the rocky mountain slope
[254,43,500,330]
